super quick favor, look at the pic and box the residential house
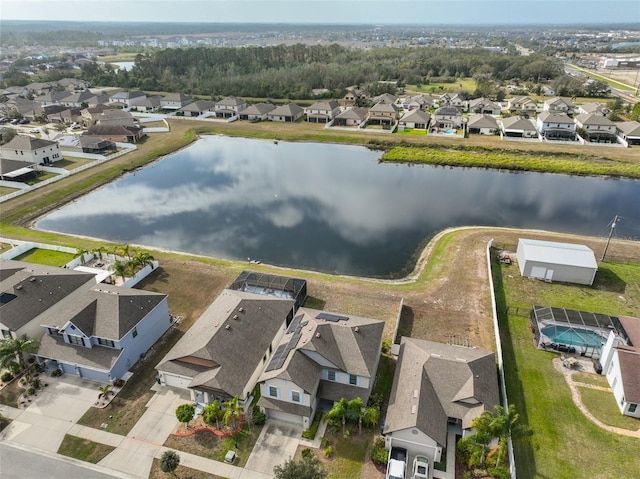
[156,272,307,410]
[398,110,431,130]
[333,107,368,127]
[0,259,96,341]
[367,101,399,127]
[500,116,538,138]
[577,102,611,117]
[61,91,96,108]
[35,91,72,107]
[616,121,640,145]
[598,316,640,418]
[215,96,247,118]
[81,104,113,127]
[136,96,162,113]
[0,159,36,182]
[238,103,276,121]
[402,94,436,111]
[0,136,63,165]
[383,338,499,468]
[97,109,136,128]
[57,77,90,92]
[467,114,499,135]
[258,308,383,428]
[79,135,117,154]
[161,93,193,110]
[46,107,79,125]
[372,93,398,105]
[4,98,44,120]
[108,90,147,108]
[543,97,575,114]
[267,103,305,123]
[24,82,56,96]
[438,93,465,108]
[36,284,170,383]
[84,94,111,107]
[467,98,502,115]
[342,88,370,107]
[536,112,577,141]
[86,125,144,143]
[574,113,617,143]
[507,96,537,115]
[432,106,463,130]
[305,100,341,123]
[179,100,216,117]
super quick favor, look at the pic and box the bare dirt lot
[135,227,640,354]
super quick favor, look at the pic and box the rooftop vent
[238,307,244,312]
[233,315,239,320]
[354,326,359,333]
[315,332,321,338]
[16,285,22,290]
[225,324,231,330]
[411,405,417,415]
[29,277,36,282]
[413,389,419,399]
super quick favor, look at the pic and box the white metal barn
[516,239,598,285]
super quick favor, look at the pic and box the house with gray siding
[500,116,538,138]
[616,121,640,145]
[536,112,576,141]
[179,100,216,117]
[383,338,499,469]
[399,110,431,130]
[267,103,305,122]
[333,107,368,127]
[161,92,193,110]
[258,309,383,428]
[305,100,341,123]
[36,284,169,383]
[467,114,499,135]
[215,96,247,118]
[0,259,97,341]
[0,136,63,165]
[238,103,276,121]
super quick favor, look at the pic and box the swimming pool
[540,325,606,349]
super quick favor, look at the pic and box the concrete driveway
[244,420,302,476]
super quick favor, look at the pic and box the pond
[36,136,640,278]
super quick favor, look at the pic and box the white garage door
[267,409,302,426]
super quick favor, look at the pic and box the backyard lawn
[578,386,640,431]
[493,254,640,479]
[0,186,19,197]
[13,247,76,267]
[55,157,95,170]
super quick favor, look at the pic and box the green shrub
[302,410,323,439]
[252,405,266,425]
[487,466,511,479]
[381,339,392,354]
[367,392,383,409]
[301,448,313,459]
[320,437,331,449]
[27,387,36,395]
[324,446,333,458]
[370,445,388,466]
[1,372,14,382]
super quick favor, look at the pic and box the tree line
[79,44,564,99]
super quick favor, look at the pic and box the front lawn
[148,457,225,479]
[57,434,115,463]
[163,422,263,467]
[13,248,76,267]
[578,386,640,431]
[493,255,640,479]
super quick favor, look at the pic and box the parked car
[412,455,429,479]
[0,118,9,124]
[19,118,30,124]
[386,447,407,479]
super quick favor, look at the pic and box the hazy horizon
[2,1,638,26]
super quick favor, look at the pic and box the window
[98,338,115,347]
[1,329,12,339]
[291,391,301,403]
[612,377,618,390]
[349,374,358,386]
[269,386,279,398]
[629,403,637,413]
[327,370,337,381]
[68,335,83,345]
[132,327,138,338]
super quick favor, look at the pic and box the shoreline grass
[381,146,640,178]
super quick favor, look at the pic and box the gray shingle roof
[383,338,499,447]
[501,116,537,131]
[574,113,614,127]
[216,96,245,107]
[157,290,295,399]
[37,334,122,371]
[162,92,191,102]
[467,114,499,129]
[0,159,34,176]
[40,284,166,340]
[258,395,312,417]
[87,125,142,136]
[269,103,304,117]
[180,100,215,112]
[435,106,462,116]
[616,121,640,136]
[239,103,276,115]
[336,107,368,121]
[0,259,96,331]
[306,100,339,111]
[1,136,58,152]
[538,111,573,124]
[400,110,431,124]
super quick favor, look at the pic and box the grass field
[578,386,640,431]
[493,256,640,479]
[14,248,76,267]
[57,434,115,463]
[406,78,477,94]
[567,64,638,92]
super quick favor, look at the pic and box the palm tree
[347,397,364,435]
[223,396,243,428]
[203,400,222,429]
[0,335,40,373]
[76,248,89,265]
[490,404,533,467]
[326,398,349,435]
[94,246,107,262]
[109,260,129,283]
[98,384,114,402]
[131,251,155,273]
[115,244,132,260]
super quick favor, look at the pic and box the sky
[2,0,639,25]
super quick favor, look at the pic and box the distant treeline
[80,44,563,98]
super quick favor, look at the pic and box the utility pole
[601,215,621,262]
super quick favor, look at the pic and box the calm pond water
[37,136,640,277]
